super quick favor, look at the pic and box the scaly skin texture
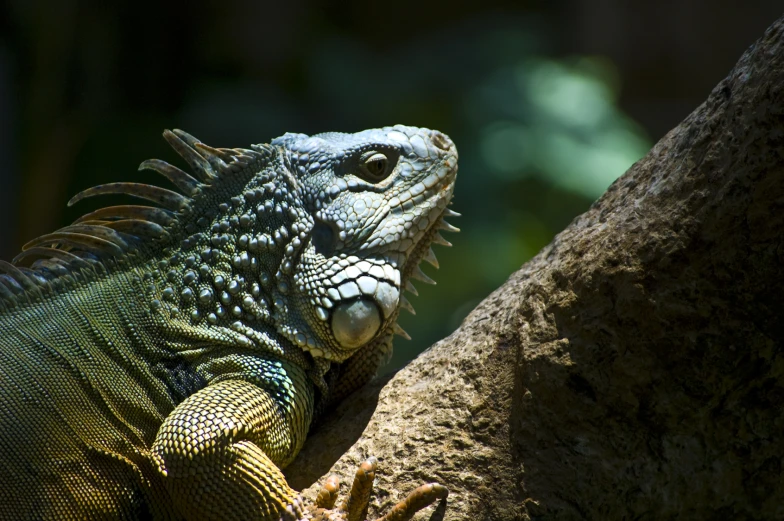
[0,126,457,520]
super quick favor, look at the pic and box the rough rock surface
[286,16,784,520]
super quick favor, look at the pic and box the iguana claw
[282,458,448,521]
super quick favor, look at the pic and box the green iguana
[0,126,458,520]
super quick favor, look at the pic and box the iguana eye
[359,152,391,182]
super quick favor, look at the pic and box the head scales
[270,125,459,361]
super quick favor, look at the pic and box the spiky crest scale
[137,159,202,196]
[0,129,266,309]
[163,129,217,182]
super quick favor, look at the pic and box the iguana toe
[316,475,341,509]
[343,457,377,521]
[378,483,449,521]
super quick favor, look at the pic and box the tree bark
[285,16,784,521]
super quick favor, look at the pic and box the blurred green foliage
[2,12,650,371]
[286,25,654,370]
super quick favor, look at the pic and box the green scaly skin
[0,125,458,520]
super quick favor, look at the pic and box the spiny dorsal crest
[0,129,267,306]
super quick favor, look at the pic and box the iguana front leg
[152,378,305,520]
[152,379,446,521]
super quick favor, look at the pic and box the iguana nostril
[431,131,452,152]
[331,298,381,348]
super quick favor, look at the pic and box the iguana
[0,125,458,520]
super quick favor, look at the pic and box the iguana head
[270,126,458,361]
[5,125,457,365]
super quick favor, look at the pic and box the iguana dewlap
[0,126,457,520]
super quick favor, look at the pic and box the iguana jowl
[0,125,458,520]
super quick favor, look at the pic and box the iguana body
[0,126,457,520]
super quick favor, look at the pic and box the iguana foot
[280,458,448,521]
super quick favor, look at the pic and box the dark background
[0,2,780,369]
